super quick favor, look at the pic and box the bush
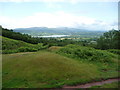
[107,49,120,55]
[18,47,38,52]
[57,44,116,63]
[2,49,19,54]
[35,43,48,50]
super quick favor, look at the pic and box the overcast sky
[0,0,118,30]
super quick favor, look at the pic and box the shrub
[2,50,19,54]
[107,49,120,55]
[18,47,38,52]
[35,43,48,50]
[57,44,116,63]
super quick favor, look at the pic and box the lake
[33,35,69,38]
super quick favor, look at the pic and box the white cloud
[0,16,17,28]
[0,11,117,30]
[0,0,119,2]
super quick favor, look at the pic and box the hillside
[1,36,47,54]
[2,36,35,50]
[2,51,99,88]
[3,46,119,88]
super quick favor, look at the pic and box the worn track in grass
[63,78,120,88]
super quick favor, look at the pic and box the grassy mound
[3,51,100,88]
[1,36,47,54]
[3,51,119,88]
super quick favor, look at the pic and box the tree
[97,29,120,49]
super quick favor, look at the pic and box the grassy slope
[2,36,35,50]
[3,50,119,88]
[3,51,100,88]
[62,45,120,79]
[2,36,46,54]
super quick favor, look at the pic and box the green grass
[3,50,119,88]
[107,49,120,55]
[3,51,101,88]
[57,44,118,63]
[1,36,47,54]
[90,81,119,88]
[2,36,35,50]
[56,44,119,78]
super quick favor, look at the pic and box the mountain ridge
[13,27,105,36]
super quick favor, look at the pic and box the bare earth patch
[63,78,120,88]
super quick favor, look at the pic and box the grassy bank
[1,36,47,54]
[3,49,119,88]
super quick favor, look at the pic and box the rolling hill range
[13,27,105,37]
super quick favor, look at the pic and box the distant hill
[14,27,105,36]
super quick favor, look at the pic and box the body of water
[33,35,69,38]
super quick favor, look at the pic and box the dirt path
[63,78,120,88]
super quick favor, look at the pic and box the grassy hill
[2,36,35,50]
[2,51,99,88]
[3,48,119,88]
[1,36,47,54]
